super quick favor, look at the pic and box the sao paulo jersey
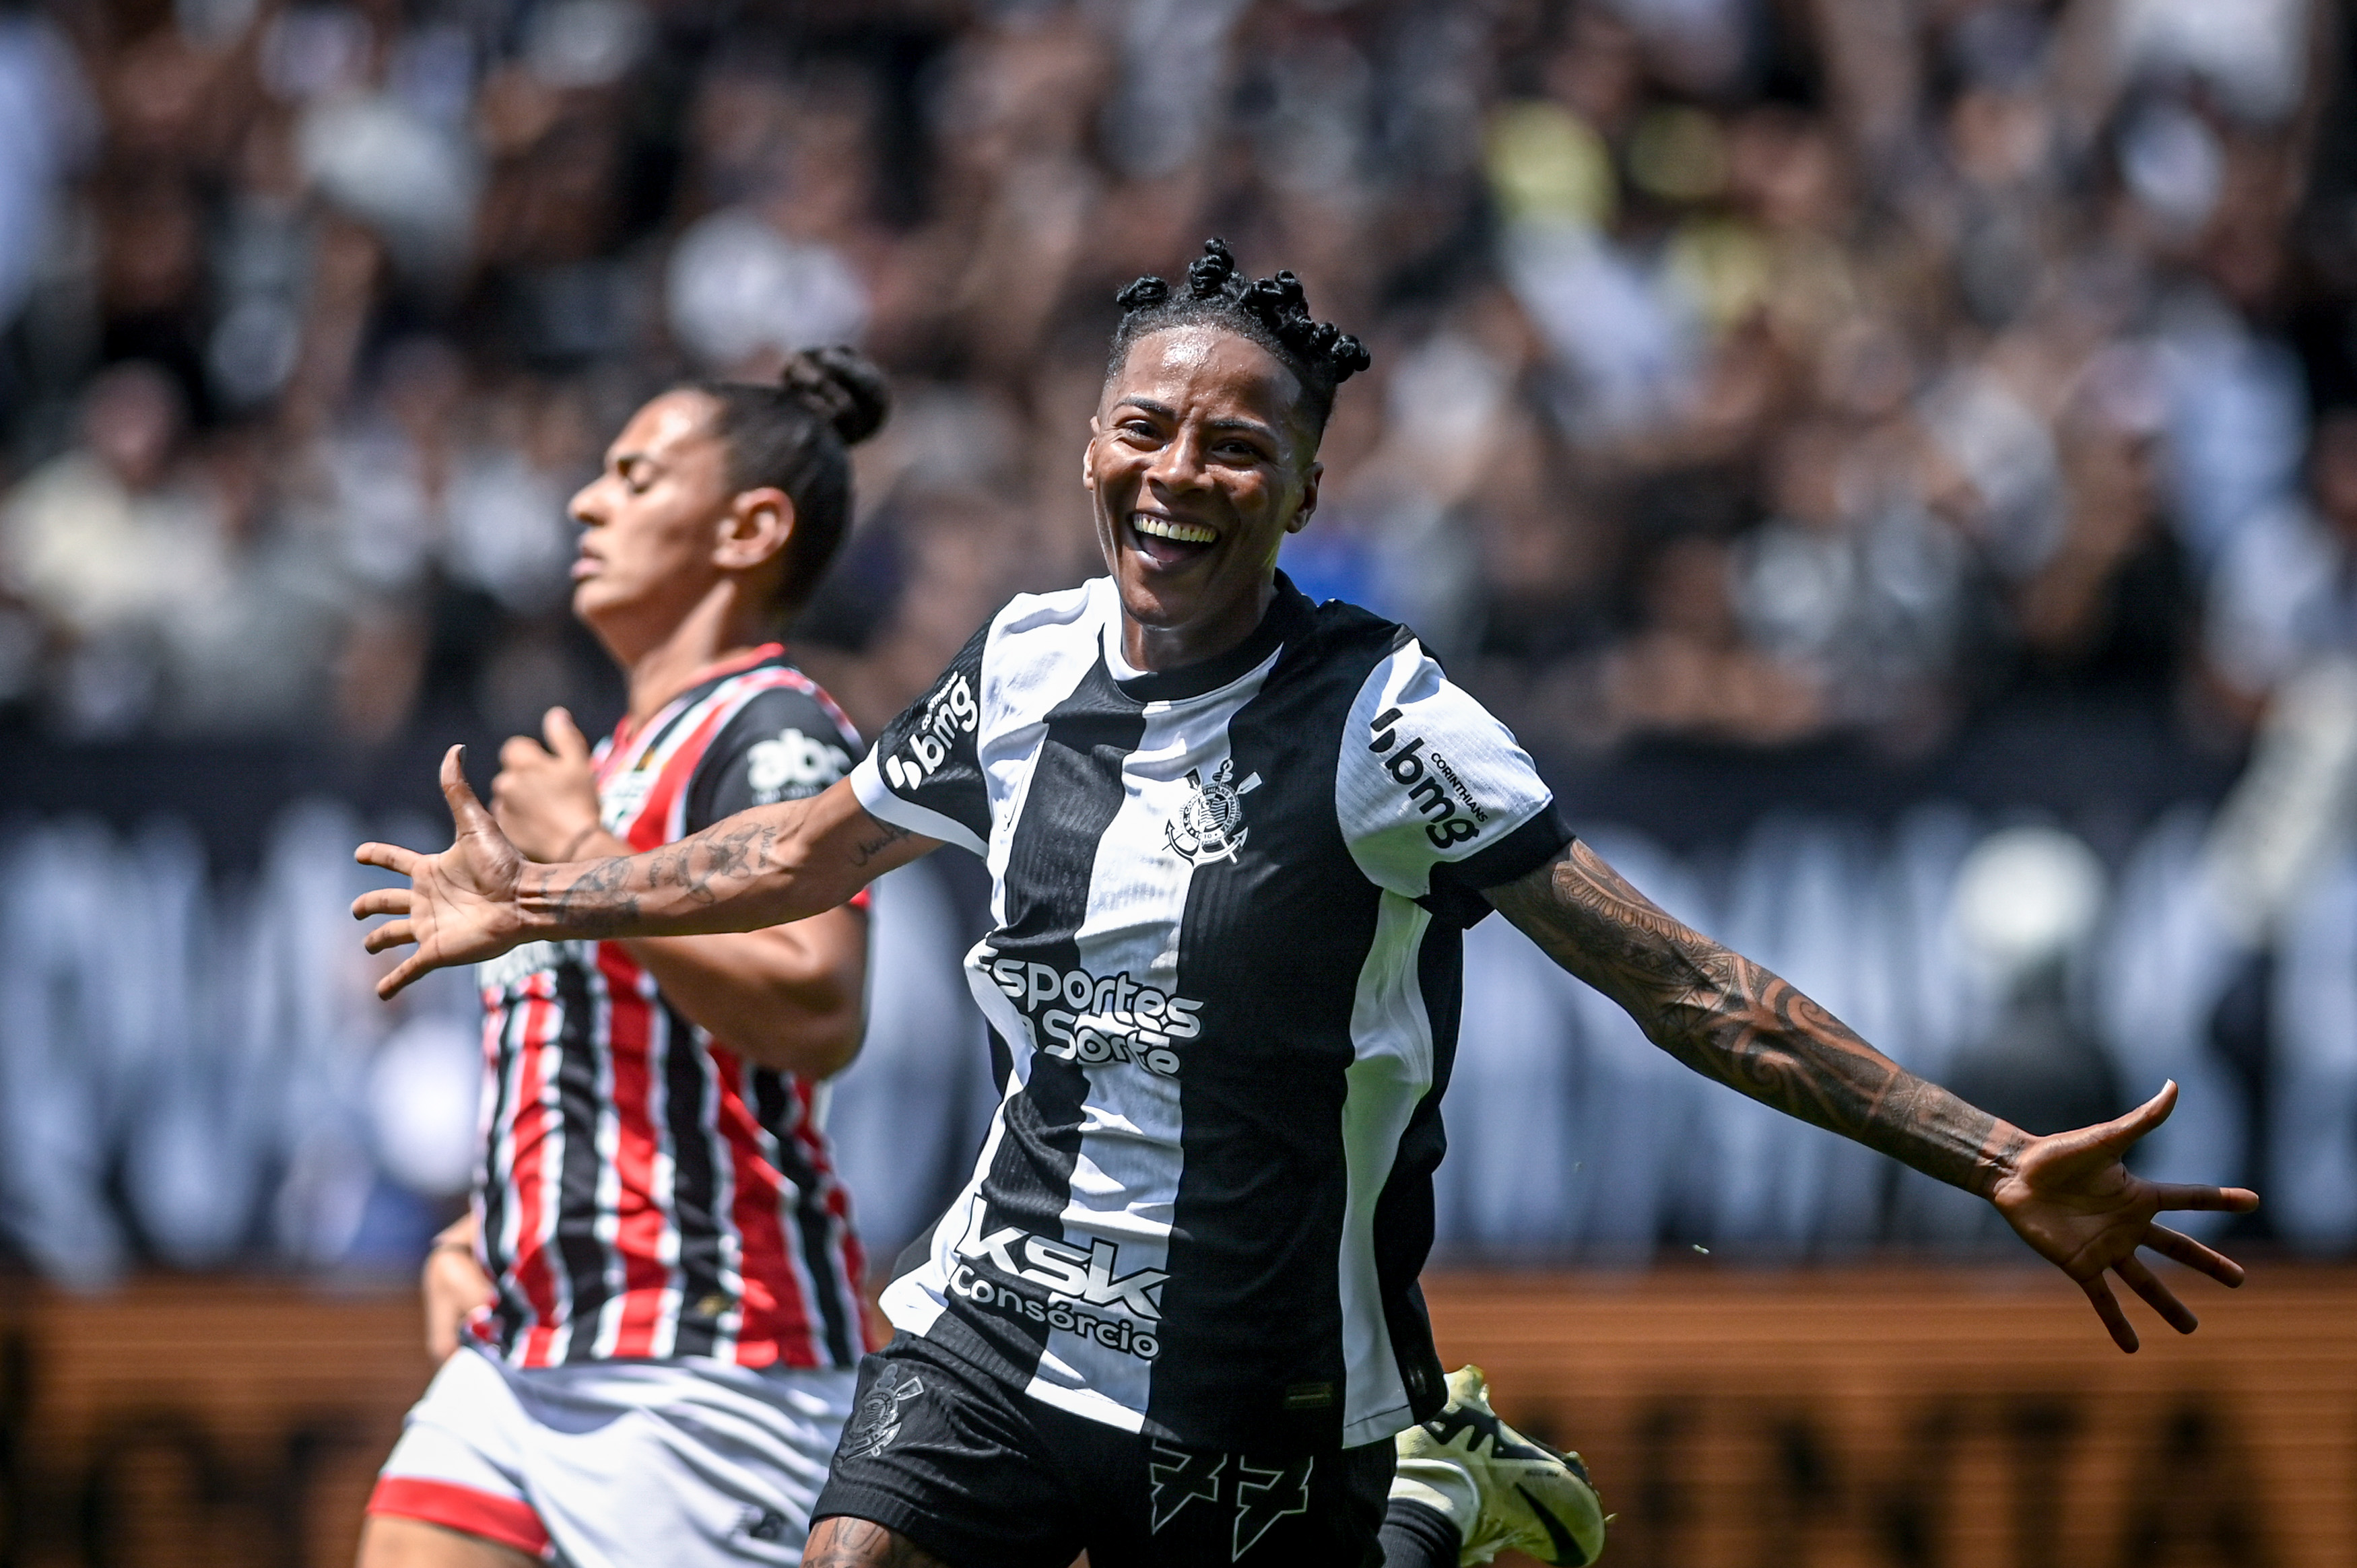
[470,645,873,1372]
[849,574,1569,1453]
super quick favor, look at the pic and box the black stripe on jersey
[941,656,1145,1377]
[552,958,616,1363]
[662,1000,725,1359]
[754,1073,859,1367]
[1370,918,1467,1425]
[1150,599,1399,1452]
[481,998,523,1347]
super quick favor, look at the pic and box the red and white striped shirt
[468,646,873,1370]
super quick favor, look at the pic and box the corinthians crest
[1166,758,1261,864]
[842,1364,925,1460]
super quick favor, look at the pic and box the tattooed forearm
[850,819,912,868]
[536,853,642,935]
[649,819,778,904]
[1494,841,2027,1198]
[516,810,799,936]
[803,1518,948,1568]
[505,788,931,943]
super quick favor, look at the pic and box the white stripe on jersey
[587,965,627,1360]
[1336,894,1436,1445]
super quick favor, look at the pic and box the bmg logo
[1368,706,1486,848]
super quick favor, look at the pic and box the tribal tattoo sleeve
[1489,840,2027,1198]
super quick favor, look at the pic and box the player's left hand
[493,706,604,863]
[422,1216,494,1362]
[1988,1080,2259,1351]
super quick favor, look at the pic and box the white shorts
[369,1344,857,1566]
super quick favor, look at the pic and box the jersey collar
[605,642,787,761]
[1108,572,1314,704]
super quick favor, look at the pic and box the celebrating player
[358,347,889,1568]
[353,243,2257,1568]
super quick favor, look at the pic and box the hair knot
[1327,334,1371,380]
[1187,238,1239,298]
[1115,275,1170,312]
[1102,238,1372,430]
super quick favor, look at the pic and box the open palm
[352,747,529,998]
[1989,1081,2259,1351]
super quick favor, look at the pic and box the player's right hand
[354,746,527,999]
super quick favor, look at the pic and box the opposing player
[352,243,2258,1568]
[358,347,890,1568]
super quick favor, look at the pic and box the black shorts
[814,1335,1394,1568]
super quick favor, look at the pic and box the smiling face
[566,389,792,661]
[1086,326,1323,671]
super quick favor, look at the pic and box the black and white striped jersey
[848,574,1568,1454]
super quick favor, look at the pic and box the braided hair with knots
[690,344,890,615]
[1106,239,1371,438]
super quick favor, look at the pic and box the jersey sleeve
[685,684,863,834]
[848,621,992,857]
[1337,636,1570,925]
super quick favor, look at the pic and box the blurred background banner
[1,0,2355,1555]
[3,1268,2350,1567]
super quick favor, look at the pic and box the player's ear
[718,487,795,570]
[1286,460,1323,535]
[1083,415,1102,494]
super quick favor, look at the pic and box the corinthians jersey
[471,646,871,1372]
[848,574,1568,1452]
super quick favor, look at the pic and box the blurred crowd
[0,0,2349,763]
[11,0,2357,1277]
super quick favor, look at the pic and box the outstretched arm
[353,746,935,1000]
[484,708,868,1078]
[1487,838,2260,1351]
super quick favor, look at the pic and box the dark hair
[1105,239,1372,440]
[692,345,890,614]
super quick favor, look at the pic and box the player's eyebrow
[1203,416,1277,442]
[1113,397,1278,444]
[609,448,659,472]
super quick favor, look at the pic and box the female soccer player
[354,243,2257,1568]
[358,347,890,1568]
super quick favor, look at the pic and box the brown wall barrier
[1424,1265,2354,1568]
[0,1266,2349,1567]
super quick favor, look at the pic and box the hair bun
[779,345,890,446]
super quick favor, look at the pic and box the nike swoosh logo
[1514,1481,1591,1567]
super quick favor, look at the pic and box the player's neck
[1121,576,1280,673]
[614,585,774,729]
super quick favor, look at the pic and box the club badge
[1166,759,1261,864]
[842,1363,925,1460]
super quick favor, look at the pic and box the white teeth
[1133,514,1217,545]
